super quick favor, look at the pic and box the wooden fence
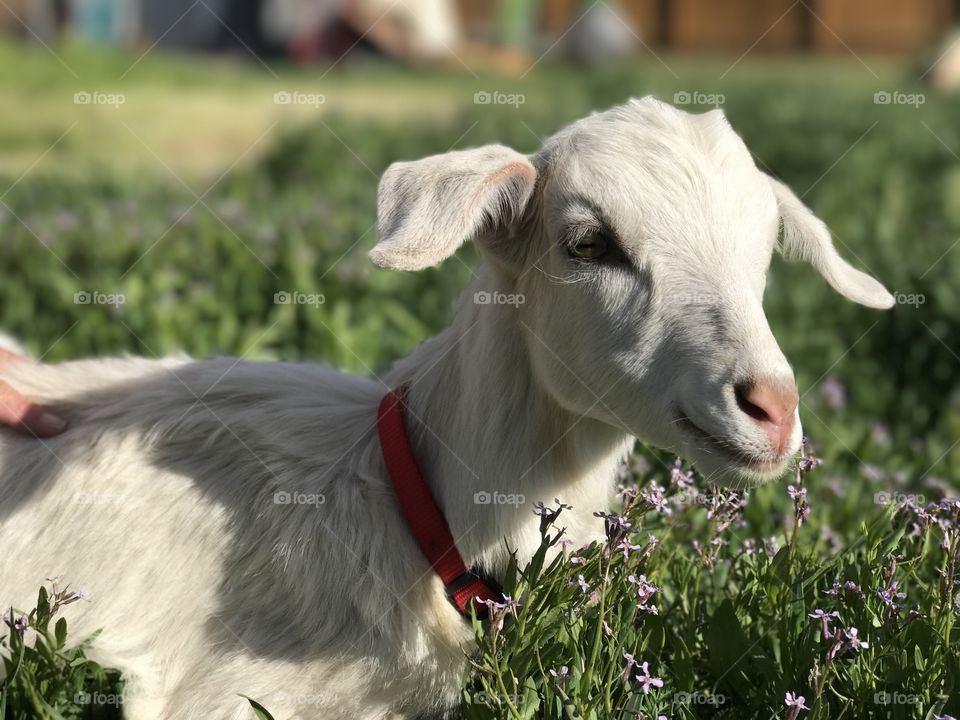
[460,0,959,54]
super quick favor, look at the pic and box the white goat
[0,97,893,720]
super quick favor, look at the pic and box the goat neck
[383,262,632,576]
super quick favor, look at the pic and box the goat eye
[568,234,608,260]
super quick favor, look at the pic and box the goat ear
[768,176,894,309]
[370,145,536,271]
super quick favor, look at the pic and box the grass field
[1,37,959,719]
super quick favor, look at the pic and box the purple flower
[577,575,590,594]
[797,440,823,473]
[870,421,892,448]
[876,580,906,609]
[670,458,694,488]
[13,613,29,637]
[785,692,810,720]
[616,539,642,560]
[533,498,571,515]
[808,608,839,639]
[820,377,847,410]
[628,574,660,605]
[788,483,811,527]
[549,666,569,683]
[533,499,571,534]
[843,627,869,651]
[785,692,809,708]
[61,590,91,605]
[477,594,521,615]
[823,578,866,600]
[634,661,663,694]
[621,651,635,684]
[629,572,661,613]
[640,483,672,515]
[593,511,635,558]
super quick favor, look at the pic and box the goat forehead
[544,101,770,217]
[547,140,776,257]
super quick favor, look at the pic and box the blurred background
[1,0,959,512]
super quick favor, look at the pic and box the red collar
[377,386,502,619]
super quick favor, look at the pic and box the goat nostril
[734,382,773,424]
[733,378,799,454]
[734,379,799,427]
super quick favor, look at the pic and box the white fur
[0,98,892,720]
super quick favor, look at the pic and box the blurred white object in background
[262,0,461,62]
[927,30,960,91]
[356,0,460,60]
[568,1,639,66]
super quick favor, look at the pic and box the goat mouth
[675,412,786,474]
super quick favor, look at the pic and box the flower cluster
[622,652,663,695]
[533,498,573,535]
[628,573,660,614]
[3,577,90,642]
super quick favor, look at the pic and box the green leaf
[239,694,277,720]
[54,619,67,650]
[704,599,758,702]
[35,587,50,629]
[520,676,541,719]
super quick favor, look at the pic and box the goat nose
[734,377,799,454]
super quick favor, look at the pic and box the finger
[0,381,67,437]
[0,348,27,371]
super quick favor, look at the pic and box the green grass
[1,38,958,719]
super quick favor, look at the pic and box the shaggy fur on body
[0,98,892,719]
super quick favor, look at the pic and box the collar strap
[377,386,502,619]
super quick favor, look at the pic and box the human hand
[0,348,67,437]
